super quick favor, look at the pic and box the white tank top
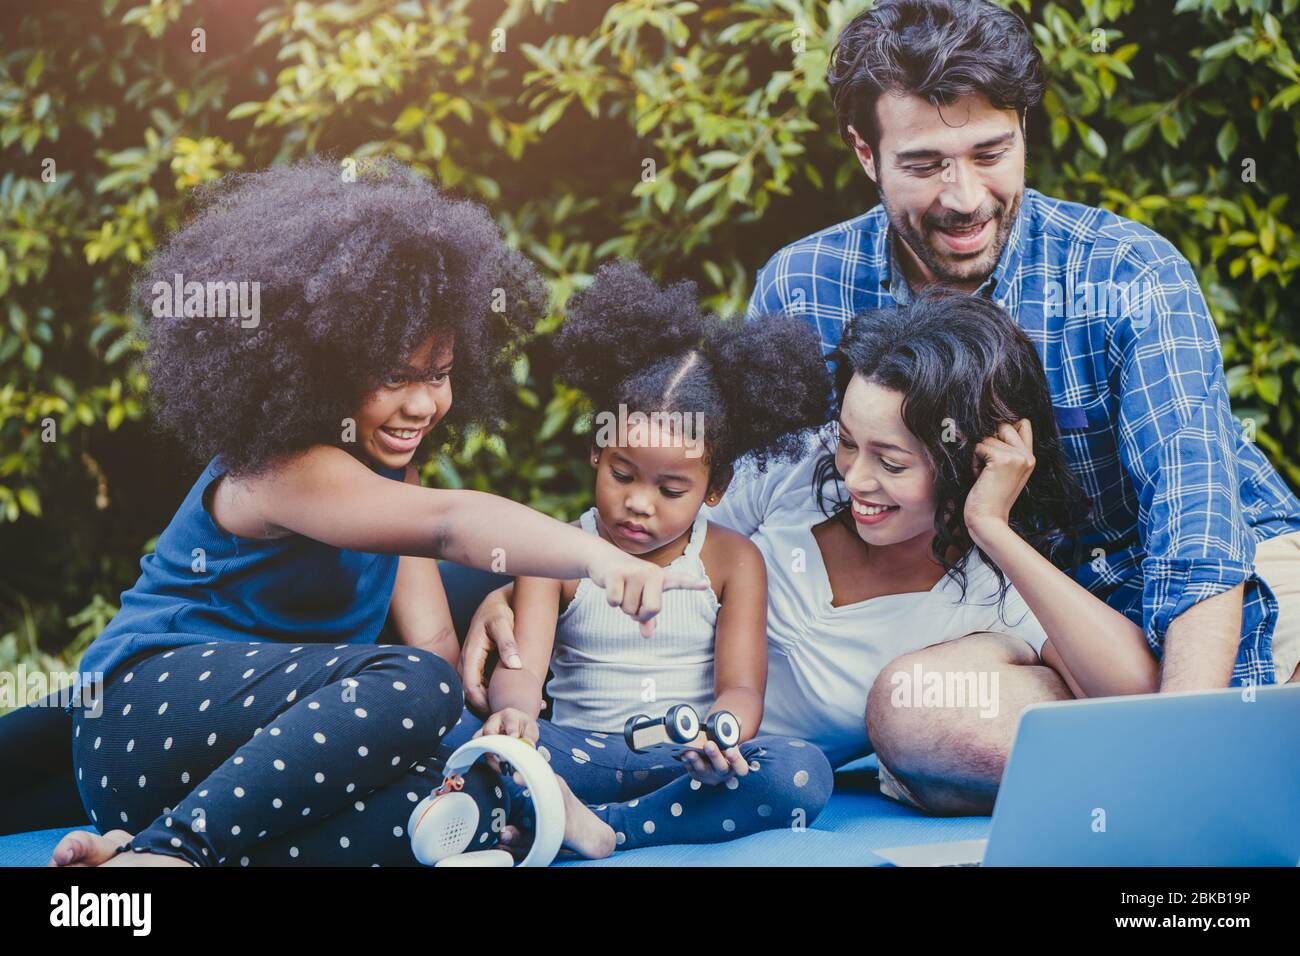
[546,506,720,733]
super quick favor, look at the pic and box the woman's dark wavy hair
[138,156,543,476]
[827,0,1046,155]
[552,260,832,490]
[814,286,1089,605]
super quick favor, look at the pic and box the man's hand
[459,583,520,714]
[680,741,749,786]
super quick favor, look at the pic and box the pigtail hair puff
[702,311,833,474]
[553,260,707,409]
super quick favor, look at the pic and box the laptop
[875,684,1300,866]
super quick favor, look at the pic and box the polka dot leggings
[445,711,835,850]
[71,641,509,867]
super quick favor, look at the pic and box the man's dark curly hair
[828,0,1046,156]
[814,286,1090,608]
[552,260,832,490]
[138,156,543,476]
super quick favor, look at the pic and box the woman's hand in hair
[959,416,1158,698]
[964,418,1036,546]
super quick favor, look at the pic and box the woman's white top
[546,506,720,733]
[700,424,1050,768]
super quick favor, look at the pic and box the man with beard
[748,0,1300,814]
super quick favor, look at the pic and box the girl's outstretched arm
[965,421,1158,698]
[245,445,707,635]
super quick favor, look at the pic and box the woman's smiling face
[834,374,937,549]
[353,333,454,470]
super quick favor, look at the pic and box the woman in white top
[694,421,1051,770]
[462,286,1158,823]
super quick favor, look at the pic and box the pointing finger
[663,571,710,591]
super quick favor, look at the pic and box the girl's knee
[366,646,464,733]
[409,646,461,692]
[742,736,834,821]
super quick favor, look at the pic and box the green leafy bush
[1,0,1297,702]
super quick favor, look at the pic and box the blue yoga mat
[0,760,991,867]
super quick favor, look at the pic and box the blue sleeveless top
[69,454,405,710]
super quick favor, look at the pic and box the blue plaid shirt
[748,187,1300,686]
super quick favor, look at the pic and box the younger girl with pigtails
[463,261,837,856]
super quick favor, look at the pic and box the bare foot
[495,771,616,860]
[554,773,615,859]
[48,829,133,867]
[100,851,193,867]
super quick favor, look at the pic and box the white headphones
[408,734,566,868]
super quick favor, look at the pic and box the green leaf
[1269,85,1300,111]
[1255,374,1282,406]
[698,150,741,169]
[684,178,725,211]
[17,487,41,518]
[1075,121,1107,158]
[728,161,754,203]
[1158,113,1180,147]
[24,51,46,86]
[635,106,666,138]
[226,102,263,121]
[1050,114,1070,149]
[1122,121,1153,152]
[1259,223,1276,256]
[1201,35,1249,61]
[654,177,676,214]
[1216,121,1238,163]
[96,169,137,193]
[535,96,570,134]
[394,105,424,133]
[422,123,446,158]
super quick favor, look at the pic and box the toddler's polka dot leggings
[445,711,835,850]
[71,641,508,866]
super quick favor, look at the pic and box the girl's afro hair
[552,260,832,484]
[139,156,544,475]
